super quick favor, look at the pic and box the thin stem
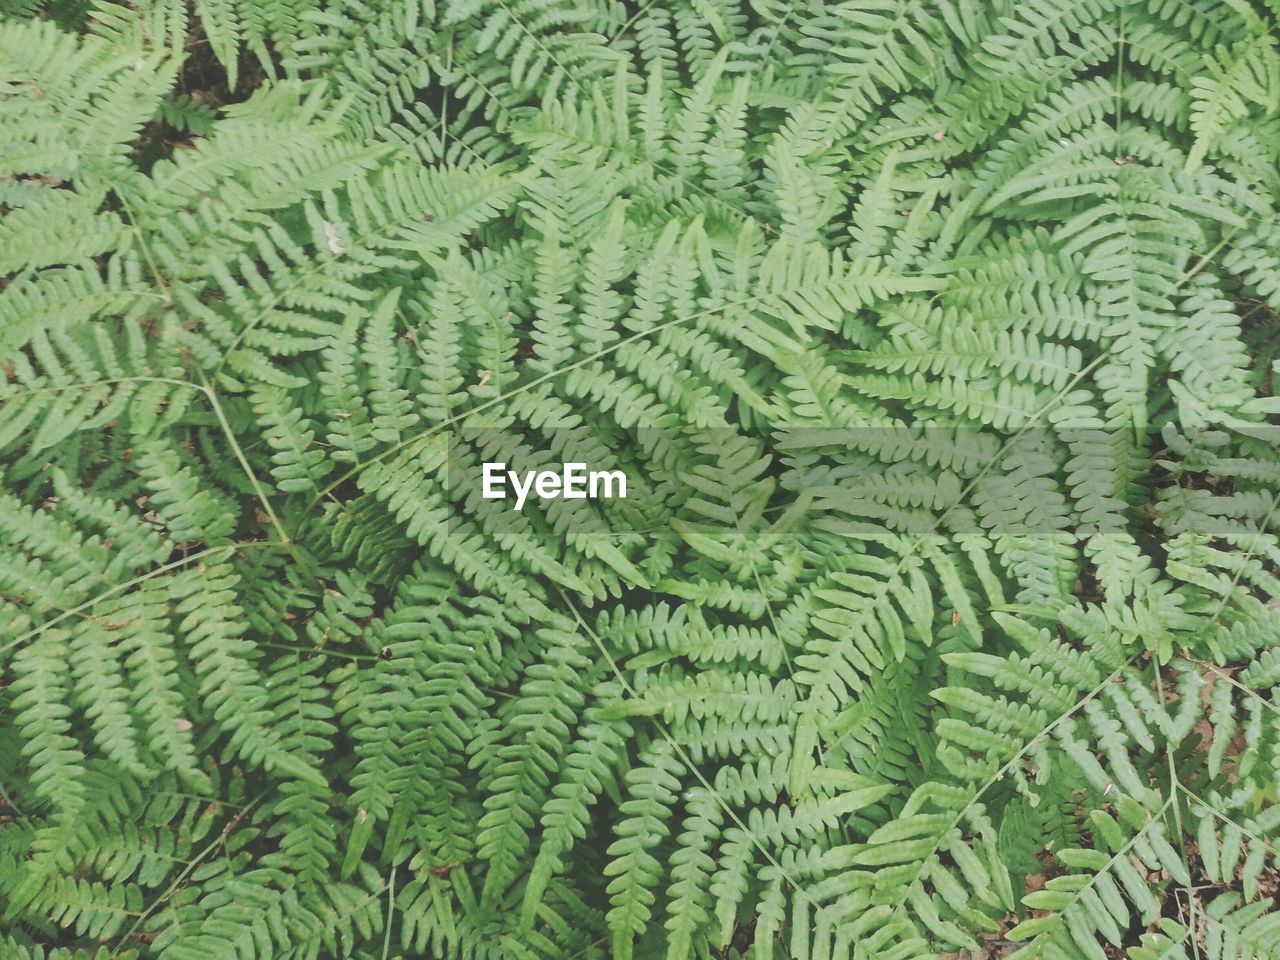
[110,797,261,957]
[196,371,322,585]
[381,865,396,960]
[2,540,286,655]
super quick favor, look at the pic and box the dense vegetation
[3,0,1280,958]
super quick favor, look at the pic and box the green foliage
[3,0,1280,958]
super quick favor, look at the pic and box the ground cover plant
[3,0,1280,958]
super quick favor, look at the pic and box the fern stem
[1,540,286,656]
[196,371,324,586]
